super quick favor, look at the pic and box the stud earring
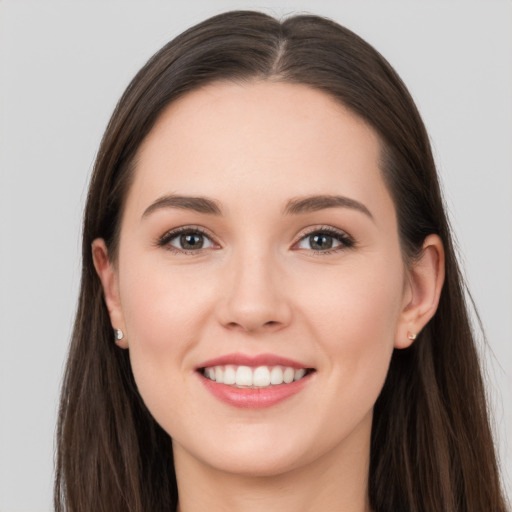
[114,329,124,341]
[407,332,417,341]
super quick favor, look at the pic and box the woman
[54,10,508,512]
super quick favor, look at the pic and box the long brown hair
[55,11,508,511]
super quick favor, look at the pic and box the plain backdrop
[0,1,511,510]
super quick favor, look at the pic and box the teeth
[223,365,236,385]
[283,367,295,384]
[236,366,253,386]
[270,366,283,385]
[202,365,309,388]
[294,368,306,381]
[253,366,270,387]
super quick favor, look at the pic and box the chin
[171,415,368,479]
[191,442,313,478]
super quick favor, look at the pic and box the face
[98,81,415,477]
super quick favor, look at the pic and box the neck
[174,414,373,512]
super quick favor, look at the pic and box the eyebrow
[141,193,373,220]
[142,194,222,218]
[284,195,374,220]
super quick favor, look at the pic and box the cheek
[305,256,403,328]
[117,257,214,406]
[120,255,210,346]
[299,256,404,391]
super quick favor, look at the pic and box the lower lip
[198,372,313,409]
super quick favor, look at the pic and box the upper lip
[196,353,312,370]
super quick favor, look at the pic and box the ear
[91,238,128,349]
[395,234,445,349]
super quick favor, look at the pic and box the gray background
[1,1,511,510]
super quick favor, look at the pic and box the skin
[93,81,445,512]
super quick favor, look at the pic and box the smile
[196,354,315,408]
[202,365,309,388]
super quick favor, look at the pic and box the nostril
[224,319,284,332]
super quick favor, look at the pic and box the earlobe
[91,239,128,349]
[395,234,445,349]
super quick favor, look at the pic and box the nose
[216,249,292,334]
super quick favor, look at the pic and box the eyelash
[156,225,355,255]
[294,226,355,255]
[157,226,217,255]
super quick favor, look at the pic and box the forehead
[128,81,392,220]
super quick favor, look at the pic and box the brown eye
[178,232,205,250]
[295,228,354,252]
[309,234,334,250]
[159,228,216,253]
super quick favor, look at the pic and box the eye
[294,227,354,253]
[158,227,217,253]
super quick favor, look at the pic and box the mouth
[200,364,313,388]
[196,354,316,408]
